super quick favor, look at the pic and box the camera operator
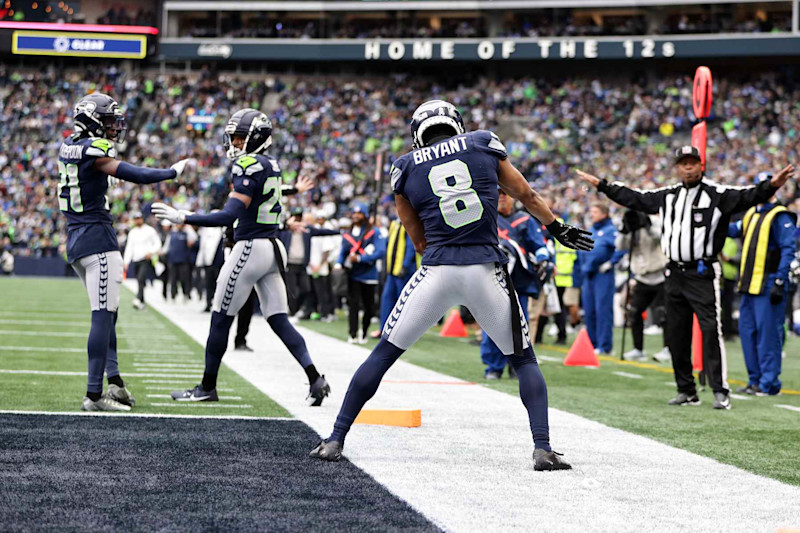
[617,210,670,362]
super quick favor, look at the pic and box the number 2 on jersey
[257,176,281,224]
[428,159,483,229]
[57,161,83,212]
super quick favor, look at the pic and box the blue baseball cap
[755,171,773,184]
[351,202,370,217]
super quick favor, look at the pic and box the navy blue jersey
[391,130,508,266]
[230,153,282,241]
[57,136,119,262]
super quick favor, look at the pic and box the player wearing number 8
[59,93,191,412]
[310,100,594,469]
[152,108,331,407]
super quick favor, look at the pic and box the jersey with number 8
[229,153,283,241]
[391,130,509,266]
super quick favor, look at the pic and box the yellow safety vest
[386,220,408,277]
[738,205,788,295]
[554,219,577,288]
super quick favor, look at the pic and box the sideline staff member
[577,146,794,410]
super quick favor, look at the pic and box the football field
[1,276,800,531]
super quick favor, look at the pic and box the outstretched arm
[576,169,667,215]
[395,194,426,254]
[499,159,593,251]
[95,158,190,185]
[153,192,250,227]
[718,165,794,214]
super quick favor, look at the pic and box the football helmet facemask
[73,93,127,143]
[410,99,465,150]
[223,108,273,160]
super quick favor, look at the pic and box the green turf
[0,277,289,418]
[299,310,800,486]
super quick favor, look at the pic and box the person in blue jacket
[481,189,551,379]
[335,202,386,344]
[378,218,417,337]
[575,202,618,354]
[729,172,797,396]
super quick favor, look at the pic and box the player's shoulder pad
[232,154,270,177]
[84,138,117,158]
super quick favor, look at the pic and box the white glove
[598,261,613,273]
[170,158,191,178]
[151,202,192,224]
[107,176,120,189]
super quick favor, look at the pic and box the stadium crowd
[2,65,800,380]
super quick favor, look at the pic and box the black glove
[546,219,594,252]
[770,279,786,305]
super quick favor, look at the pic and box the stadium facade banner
[160,35,800,61]
[11,31,147,59]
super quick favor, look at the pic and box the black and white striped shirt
[598,177,777,263]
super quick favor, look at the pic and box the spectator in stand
[122,211,162,310]
[335,203,385,344]
[575,203,619,355]
[162,222,197,302]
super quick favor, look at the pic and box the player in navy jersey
[152,109,331,406]
[311,100,593,470]
[60,93,190,412]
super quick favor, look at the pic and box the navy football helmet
[410,99,465,150]
[223,108,273,160]
[73,93,127,142]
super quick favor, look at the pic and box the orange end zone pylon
[563,328,600,367]
[440,309,468,338]
[692,314,703,371]
[354,409,422,428]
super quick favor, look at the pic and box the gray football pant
[383,263,530,355]
[72,251,123,380]
[213,239,289,318]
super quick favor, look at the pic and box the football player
[152,109,331,406]
[310,100,593,470]
[59,93,190,411]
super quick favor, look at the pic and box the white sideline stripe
[0,346,192,355]
[729,394,753,401]
[612,371,643,379]
[142,379,204,384]
[776,404,800,413]
[146,394,242,400]
[536,354,562,363]
[140,283,800,532]
[0,319,165,330]
[0,409,286,421]
[149,402,253,409]
[0,330,178,340]
[0,369,201,378]
[146,386,234,392]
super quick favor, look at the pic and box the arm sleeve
[773,212,797,281]
[390,160,407,196]
[717,180,778,214]
[115,161,177,184]
[598,180,669,215]
[610,249,626,266]
[728,221,743,238]
[185,198,248,228]
[308,227,341,237]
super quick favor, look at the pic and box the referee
[577,146,794,410]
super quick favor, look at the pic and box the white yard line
[132,363,205,369]
[141,379,204,384]
[141,284,800,532]
[535,354,563,363]
[148,402,253,409]
[776,404,800,413]
[0,369,202,378]
[612,371,643,379]
[146,394,242,400]
[0,318,165,330]
[729,394,753,401]
[0,346,193,355]
[0,409,284,420]
[145,386,234,392]
[0,329,178,340]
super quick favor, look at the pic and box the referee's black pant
[665,261,729,395]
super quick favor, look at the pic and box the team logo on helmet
[223,108,273,160]
[410,100,465,150]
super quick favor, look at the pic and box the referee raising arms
[577,146,794,410]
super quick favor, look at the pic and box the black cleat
[171,384,219,402]
[307,375,331,406]
[309,440,343,462]
[668,392,701,406]
[533,449,572,471]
